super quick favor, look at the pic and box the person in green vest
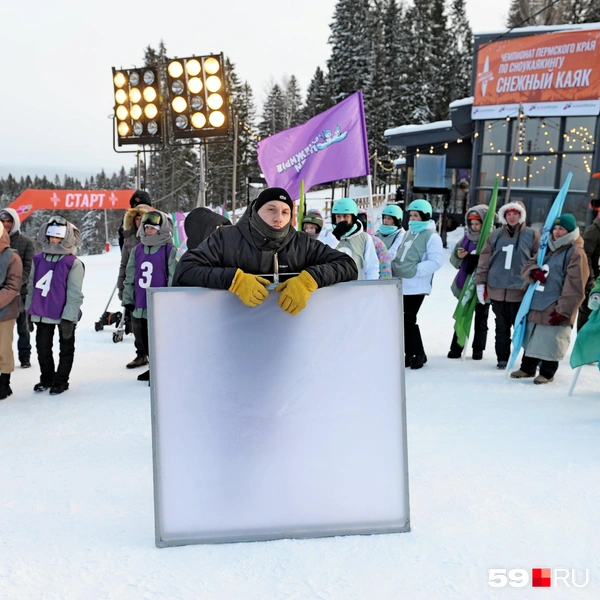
[391,199,444,370]
[331,198,379,280]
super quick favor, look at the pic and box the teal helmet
[332,197,359,216]
[407,199,433,218]
[382,204,403,222]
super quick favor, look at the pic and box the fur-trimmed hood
[0,207,21,236]
[498,201,526,225]
[37,216,81,255]
[123,204,150,231]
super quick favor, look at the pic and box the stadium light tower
[112,66,162,146]
[165,54,229,139]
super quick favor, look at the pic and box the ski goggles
[142,212,162,226]
[47,224,67,238]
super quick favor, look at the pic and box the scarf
[249,206,290,250]
[408,220,429,233]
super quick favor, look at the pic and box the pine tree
[258,83,287,138]
[301,67,333,121]
[283,75,303,128]
[327,0,374,103]
[448,0,473,101]
[505,0,595,27]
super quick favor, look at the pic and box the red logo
[532,568,551,587]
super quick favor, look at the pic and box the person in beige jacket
[510,213,589,384]
[0,221,23,400]
[475,201,541,369]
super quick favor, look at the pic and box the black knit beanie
[254,187,293,212]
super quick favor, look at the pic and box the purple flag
[257,91,370,200]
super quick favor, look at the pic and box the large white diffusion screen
[149,281,409,546]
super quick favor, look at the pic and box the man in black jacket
[0,209,35,368]
[174,187,357,314]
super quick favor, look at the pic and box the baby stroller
[94,283,132,343]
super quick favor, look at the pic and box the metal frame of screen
[148,280,410,547]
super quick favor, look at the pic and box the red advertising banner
[474,29,600,108]
[5,189,135,221]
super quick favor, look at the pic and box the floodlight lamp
[115,89,128,104]
[143,86,157,102]
[175,115,189,129]
[130,104,142,120]
[203,57,220,74]
[133,122,144,135]
[129,71,140,85]
[172,96,187,113]
[114,72,126,88]
[208,111,225,127]
[147,121,158,135]
[207,93,223,110]
[186,59,201,76]
[191,112,206,128]
[143,70,155,85]
[129,88,142,103]
[205,76,221,93]
[116,105,128,120]
[168,61,184,78]
[118,122,129,136]
[187,77,203,94]
[145,103,158,119]
[172,80,184,94]
[191,96,204,110]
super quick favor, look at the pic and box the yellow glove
[228,269,270,307]
[275,270,318,316]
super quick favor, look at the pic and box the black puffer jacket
[174,208,358,288]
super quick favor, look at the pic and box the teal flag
[452,179,499,347]
[170,211,188,260]
[570,308,600,369]
[506,173,572,372]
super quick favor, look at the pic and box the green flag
[570,307,600,369]
[452,179,499,347]
[297,180,305,231]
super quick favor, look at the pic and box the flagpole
[568,366,582,397]
[298,179,305,231]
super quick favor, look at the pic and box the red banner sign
[474,29,600,107]
[5,189,135,221]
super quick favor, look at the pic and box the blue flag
[506,173,573,372]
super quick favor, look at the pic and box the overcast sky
[1,0,511,180]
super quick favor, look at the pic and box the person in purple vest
[447,205,490,360]
[122,210,177,383]
[25,216,84,395]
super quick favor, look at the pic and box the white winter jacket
[398,221,444,295]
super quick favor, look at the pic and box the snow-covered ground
[1,228,599,599]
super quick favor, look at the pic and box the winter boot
[20,360,31,368]
[49,383,69,395]
[534,375,554,385]
[0,374,12,400]
[410,354,427,370]
[137,369,150,381]
[472,350,483,360]
[404,355,414,368]
[126,355,149,369]
[447,350,462,359]
[496,361,508,370]
[510,369,535,379]
[34,381,51,393]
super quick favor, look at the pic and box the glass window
[482,120,509,153]
[479,154,506,187]
[475,189,493,205]
[562,192,588,226]
[511,155,557,189]
[559,154,593,190]
[564,116,596,153]
[522,117,560,153]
